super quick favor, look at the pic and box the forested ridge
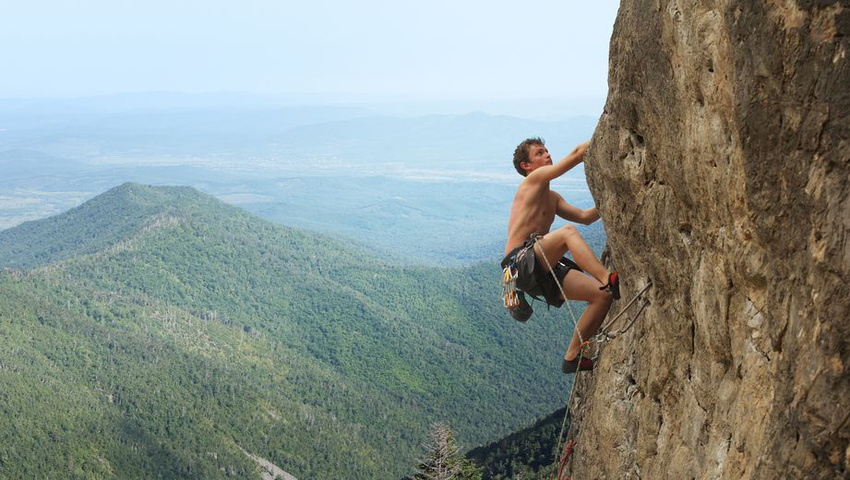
[0,183,582,479]
[466,408,566,479]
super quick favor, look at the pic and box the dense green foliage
[0,184,592,479]
[466,408,568,480]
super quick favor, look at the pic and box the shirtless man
[501,137,618,373]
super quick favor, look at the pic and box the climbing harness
[527,234,654,480]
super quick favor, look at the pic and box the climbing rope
[556,440,576,480]
[528,234,586,480]
[529,234,653,480]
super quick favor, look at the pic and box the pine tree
[414,423,482,480]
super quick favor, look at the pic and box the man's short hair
[513,137,545,177]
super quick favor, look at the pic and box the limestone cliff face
[579,1,849,479]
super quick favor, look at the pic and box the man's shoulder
[512,181,550,210]
[517,173,549,191]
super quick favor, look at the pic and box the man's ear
[520,162,531,173]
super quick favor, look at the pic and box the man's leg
[532,225,613,361]
[561,269,612,360]
[532,225,609,285]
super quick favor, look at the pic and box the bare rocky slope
[574,1,849,479]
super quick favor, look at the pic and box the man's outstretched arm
[555,193,600,225]
[527,140,590,183]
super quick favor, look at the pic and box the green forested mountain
[0,183,580,479]
[0,183,223,269]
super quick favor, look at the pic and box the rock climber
[501,138,618,374]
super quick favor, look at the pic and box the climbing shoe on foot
[561,356,594,374]
[599,268,620,300]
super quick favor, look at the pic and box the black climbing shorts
[501,238,582,308]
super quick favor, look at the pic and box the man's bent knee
[560,224,578,237]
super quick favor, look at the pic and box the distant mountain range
[0,110,601,265]
[0,183,583,479]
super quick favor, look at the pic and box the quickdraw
[502,264,521,309]
[589,280,653,356]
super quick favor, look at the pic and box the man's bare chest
[518,189,558,225]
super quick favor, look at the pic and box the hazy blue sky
[2,1,618,102]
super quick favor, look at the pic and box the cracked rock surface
[579,1,849,479]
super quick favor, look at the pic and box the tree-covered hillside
[466,408,568,480]
[0,183,584,479]
[0,183,224,269]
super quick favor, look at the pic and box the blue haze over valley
[0,94,602,265]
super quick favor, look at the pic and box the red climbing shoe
[599,268,620,300]
[561,356,594,374]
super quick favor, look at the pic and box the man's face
[522,144,552,174]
